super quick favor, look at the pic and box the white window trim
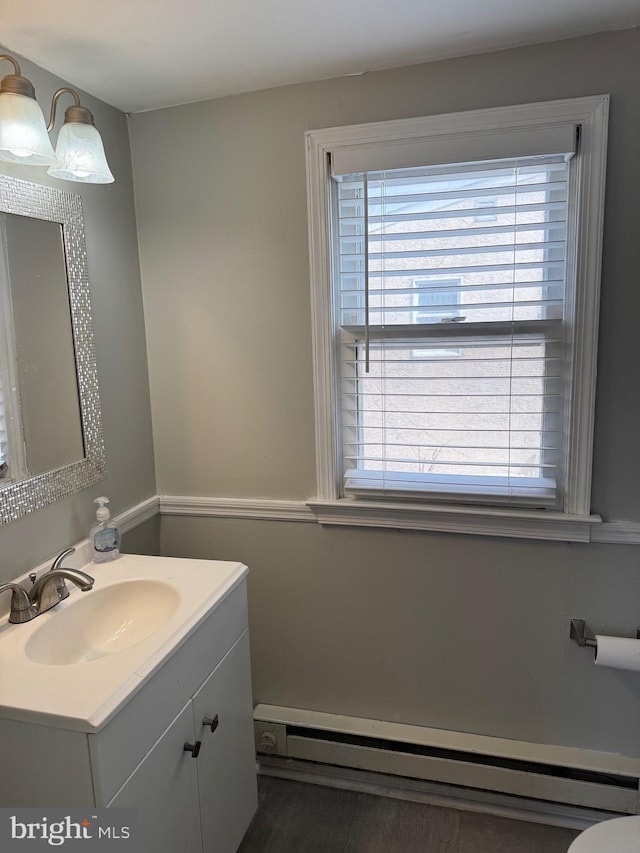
[305,95,609,540]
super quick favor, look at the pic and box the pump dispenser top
[95,496,110,521]
[90,496,121,563]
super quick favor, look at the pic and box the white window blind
[333,153,574,508]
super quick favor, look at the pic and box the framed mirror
[0,174,104,524]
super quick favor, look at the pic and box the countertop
[0,553,247,732]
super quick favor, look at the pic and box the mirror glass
[0,175,104,524]
[1,214,84,481]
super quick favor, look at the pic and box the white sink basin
[0,553,247,731]
[25,579,180,665]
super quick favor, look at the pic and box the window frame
[305,96,609,540]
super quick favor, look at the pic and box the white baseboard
[254,704,640,817]
[257,755,616,831]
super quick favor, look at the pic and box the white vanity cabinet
[108,701,202,853]
[192,632,258,853]
[0,558,258,853]
[109,631,257,853]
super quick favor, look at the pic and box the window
[411,278,462,359]
[473,196,498,221]
[412,278,462,326]
[306,97,608,537]
[0,349,22,484]
[0,214,27,484]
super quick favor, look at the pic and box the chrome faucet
[0,548,95,624]
[29,567,94,615]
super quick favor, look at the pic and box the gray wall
[130,29,640,756]
[161,518,640,758]
[0,53,158,580]
[122,516,161,557]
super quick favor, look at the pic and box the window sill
[344,470,557,508]
[306,498,602,542]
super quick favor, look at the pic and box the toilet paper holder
[570,618,640,648]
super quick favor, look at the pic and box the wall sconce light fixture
[0,54,114,184]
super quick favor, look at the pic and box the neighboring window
[412,278,462,325]
[307,97,608,529]
[411,278,462,359]
[473,196,498,221]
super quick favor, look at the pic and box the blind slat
[340,223,567,246]
[340,280,565,297]
[340,241,566,263]
[338,201,567,228]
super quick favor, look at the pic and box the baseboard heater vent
[254,704,640,815]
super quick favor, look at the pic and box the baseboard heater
[254,704,640,815]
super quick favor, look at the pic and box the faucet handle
[49,547,76,601]
[0,583,37,624]
[29,572,37,585]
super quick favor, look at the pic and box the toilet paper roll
[594,635,640,672]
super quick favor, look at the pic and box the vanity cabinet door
[108,702,203,853]
[192,630,258,853]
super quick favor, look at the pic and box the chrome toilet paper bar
[570,618,640,648]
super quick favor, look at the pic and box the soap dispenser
[90,496,121,563]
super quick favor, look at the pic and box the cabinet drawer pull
[184,741,202,758]
[203,714,219,733]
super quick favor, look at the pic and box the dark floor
[238,777,580,853]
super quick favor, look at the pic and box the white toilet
[568,815,640,851]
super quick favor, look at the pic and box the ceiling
[1,0,639,113]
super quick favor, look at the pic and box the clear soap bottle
[90,496,121,563]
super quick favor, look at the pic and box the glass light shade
[48,122,114,184]
[0,92,57,165]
